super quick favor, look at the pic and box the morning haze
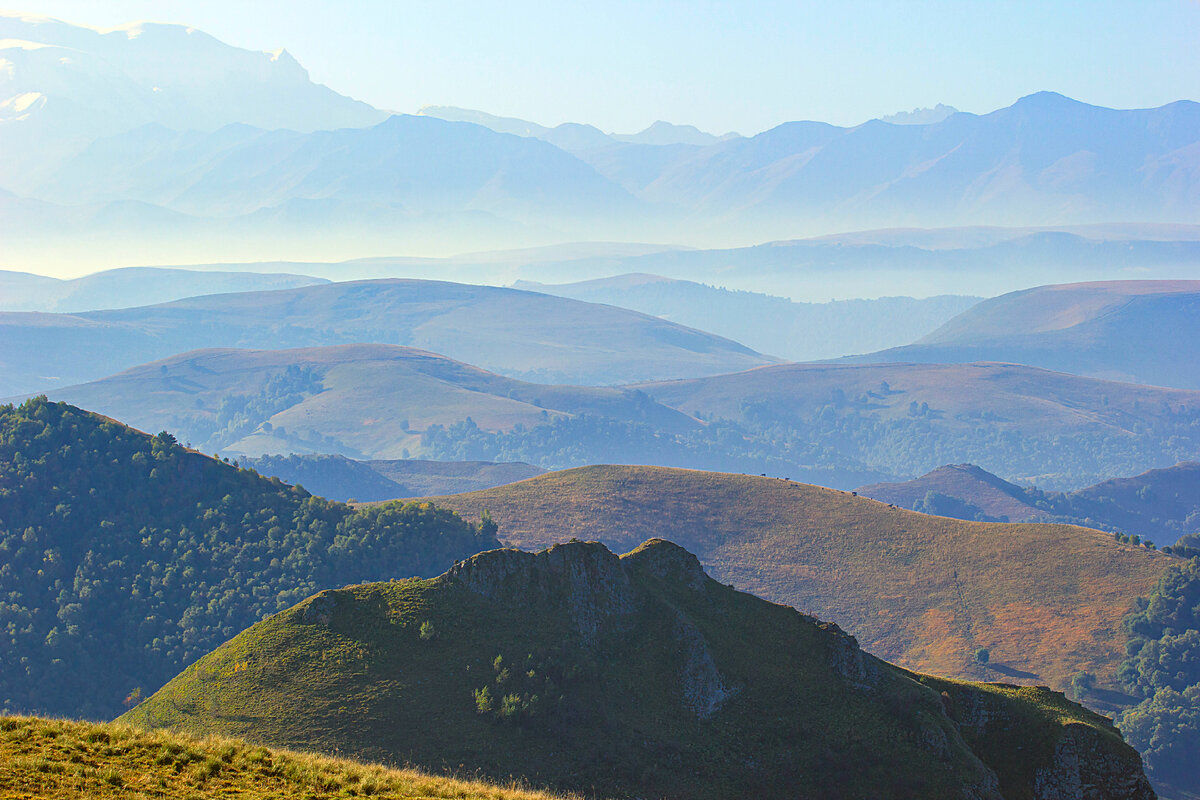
[1,4,1198,799]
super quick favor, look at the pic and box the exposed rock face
[674,614,738,718]
[825,625,881,690]
[300,589,338,626]
[447,540,633,644]
[1034,723,1157,800]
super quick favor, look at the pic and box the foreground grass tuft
[0,716,571,800]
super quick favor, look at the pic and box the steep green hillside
[0,716,565,800]
[0,278,777,396]
[0,398,498,719]
[124,539,1154,800]
[638,360,1200,489]
[851,280,1200,390]
[422,465,1172,698]
[859,462,1200,545]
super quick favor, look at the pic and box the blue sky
[8,0,1200,134]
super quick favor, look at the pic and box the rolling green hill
[421,465,1173,700]
[123,538,1154,800]
[0,716,565,800]
[0,397,497,719]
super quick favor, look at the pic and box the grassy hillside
[859,461,1200,545]
[0,278,777,396]
[0,716,565,800]
[851,280,1200,390]
[422,465,1173,699]
[123,539,1153,800]
[638,360,1200,489]
[46,344,699,459]
[0,397,497,719]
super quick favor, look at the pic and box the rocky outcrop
[824,624,881,690]
[446,540,634,644]
[674,614,738,718]
[1033,723,1156,800]
[623,537,710,592]
[300,589,339,626]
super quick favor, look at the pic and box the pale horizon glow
[4,1,1199,135]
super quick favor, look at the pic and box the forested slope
[0,398,498,719]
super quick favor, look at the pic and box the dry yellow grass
[0,716,572,800]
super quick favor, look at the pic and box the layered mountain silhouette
[5,13,1200,267]
[517,273,981,361]
[849,280,1200,389]
[0,266,326,312]
[0,279,776,395]
[44,344,701,459]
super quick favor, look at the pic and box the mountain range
[637,360,1200,489]
[0,11,384,193]
[4,12,1199,269]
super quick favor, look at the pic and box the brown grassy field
[423,465,1172,699]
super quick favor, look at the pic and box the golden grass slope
[0,716,567,800]
[422,465,1171,698]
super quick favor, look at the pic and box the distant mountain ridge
[859,461,1200,545]
[516,273,981,361]
[0,266,326,312]
[6,23,1200,268]
[418,105,739,150]
[848,280,1200,389]
[0,278,777,395]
